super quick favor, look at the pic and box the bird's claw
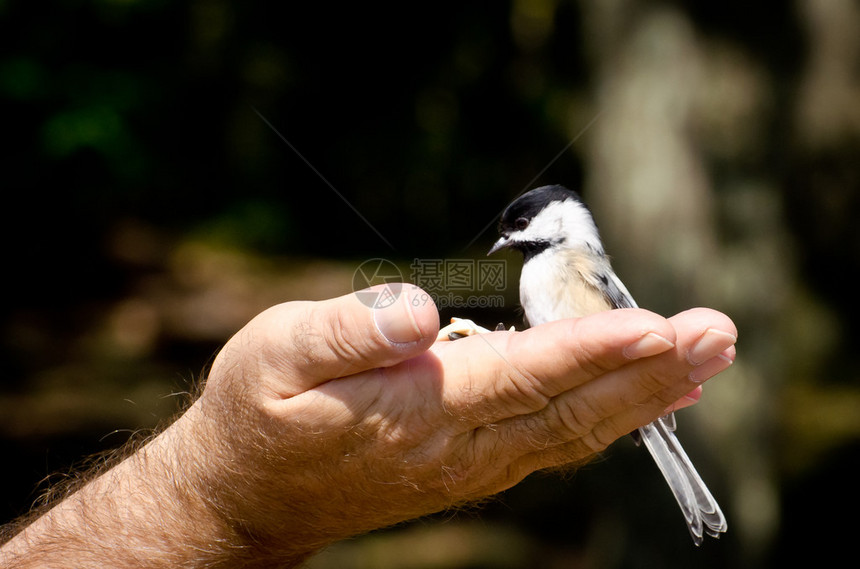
[436,317,515,341]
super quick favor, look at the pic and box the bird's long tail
[637,414,727,545]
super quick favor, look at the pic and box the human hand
[175,284,736,564]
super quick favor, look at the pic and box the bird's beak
[487,235,510,256]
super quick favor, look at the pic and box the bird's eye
[515,217,529,230]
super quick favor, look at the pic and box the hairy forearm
[0,405,315,569]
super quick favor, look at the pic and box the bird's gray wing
[637,416,727,545]
[597,264,727,543]
[602,269,638,310]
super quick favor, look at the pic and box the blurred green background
[2,0,859,567]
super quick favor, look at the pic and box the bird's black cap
[498,185,583,233]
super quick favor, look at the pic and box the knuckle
[283,302,377,373]
[327,312,367,363]
[516,414,562,449]
[563,347,612,381]
[551,394,602,440]
[648,387,686,413]
[494,368,552,414]
[637,369,673,394]
[586,422,620,453]
[558,321,620,377]
[263,303,324,368]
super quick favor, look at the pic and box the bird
[488,184,727,545]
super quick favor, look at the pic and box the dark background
[2,1,859,567]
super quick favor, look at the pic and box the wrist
[171,398,327,566]
[154,402,321,567]
[0,403,314,568]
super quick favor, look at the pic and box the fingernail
[373,285,424,344]
[687,328,737,366]
[664,387,702,414]
[683,387,703,404]
[689,353,733,383]
[623,332,675,359]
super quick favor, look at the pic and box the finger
[241,284,440,397]
[665,386,703,414]
[483,308,737,459]
[435,308,678,426]
[587,342,735,447]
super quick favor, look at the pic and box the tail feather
[637,414,727,545]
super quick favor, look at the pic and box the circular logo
[352,258,403,308]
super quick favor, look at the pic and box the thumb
[237,284,439,397]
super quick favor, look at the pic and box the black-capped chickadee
[489,184,726,545]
